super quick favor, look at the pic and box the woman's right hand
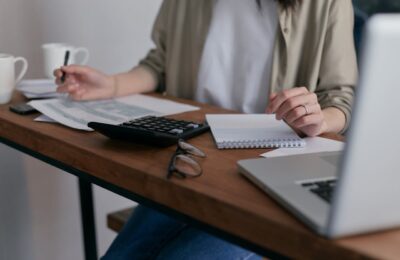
[54,65,116,101]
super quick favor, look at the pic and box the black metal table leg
[78,179,98,260]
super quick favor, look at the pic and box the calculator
[88,116,210,147]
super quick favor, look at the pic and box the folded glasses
[167,140,206,179]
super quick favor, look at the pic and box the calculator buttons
[89,116,210,146]
[169,129,184,135]
[119,116,190,136]
[186,123,199,128]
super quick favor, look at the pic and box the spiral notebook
[206,114,306,149]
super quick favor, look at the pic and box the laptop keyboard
[301,179,337,203]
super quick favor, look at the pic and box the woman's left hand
[266,87,327,137]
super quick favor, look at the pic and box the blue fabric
[102,205,262,260]
[353,6,368,58]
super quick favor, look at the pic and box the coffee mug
[42,43,90,79]
[0,53,28,104]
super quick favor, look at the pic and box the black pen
[60,50,70,83]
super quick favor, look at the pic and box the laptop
[237,14,400,238]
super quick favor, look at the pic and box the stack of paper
[17,79,62,99]
[16,79,200,131]
[28,95,199,131]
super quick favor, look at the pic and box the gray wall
[0,0,162,259]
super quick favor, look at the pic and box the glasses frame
[167,139,206,179]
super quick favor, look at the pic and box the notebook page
[206,114,304,147]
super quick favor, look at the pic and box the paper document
[17,79,62,99]
[261,137,344,158]
[34,115,56,123]
[28,94,199,131]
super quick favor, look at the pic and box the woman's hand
[266,87,328,137]
[54,65,116,101]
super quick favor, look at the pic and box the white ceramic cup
[42,43,89,79]
[0,53,28,104]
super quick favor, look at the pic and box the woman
[55,0,357,258]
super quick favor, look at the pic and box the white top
[195,0,278,113]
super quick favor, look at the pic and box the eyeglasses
[167,140,206,179]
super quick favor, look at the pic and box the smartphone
[9,103,39,115]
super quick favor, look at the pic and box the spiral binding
[217,138,305,149]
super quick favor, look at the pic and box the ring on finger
[301,104,310,115]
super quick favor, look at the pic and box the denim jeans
[102,205,262,260]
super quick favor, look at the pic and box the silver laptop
[238,14,400,238]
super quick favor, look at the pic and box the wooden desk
[1,92,399,260]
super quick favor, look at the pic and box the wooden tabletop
[1,92,399,259]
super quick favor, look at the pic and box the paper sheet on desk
[28,94,199,131]
[35,114,56,123]
[17,79,62,99]
[260,137,344,158]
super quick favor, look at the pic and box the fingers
[265,92,278,113]
[289,109,327,137]
[292,114,325,136]
[275,92,318,120]
[56,72,78,93]
[53,65,107,101]
[60,83,103,101]
[53,65,90,85]
[54,65,86,95]
[265,87,327,137]
[56,83,87,101]
[60,64,91,75]
[69,87,87,101]
[55,74,77,86]
[293,114,322,128]
[285,103,321,124]
[53,68,63,78]
[266,87,308,114]
[53,69,64,85]
[56,83,80,93]
[269,92,278,101]
[68,86,104,101]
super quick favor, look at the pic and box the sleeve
[138,0,171,93]
[316,0,358,134]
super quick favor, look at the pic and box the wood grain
[1,92,398,259]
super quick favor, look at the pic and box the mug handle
[72,47,90,65]
[14,57,28,84]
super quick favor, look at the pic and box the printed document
[28,94,199,131]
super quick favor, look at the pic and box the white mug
[0,53,28,104]
[42,43,90,79]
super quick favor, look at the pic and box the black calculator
[88,116,209,147]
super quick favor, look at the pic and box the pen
[60,50,70,83]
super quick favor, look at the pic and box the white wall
[0,0,162,259]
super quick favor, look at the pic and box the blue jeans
[102,205,261,260]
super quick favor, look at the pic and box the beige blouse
[138,0,358,132]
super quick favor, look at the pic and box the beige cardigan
[139,0,358,132]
